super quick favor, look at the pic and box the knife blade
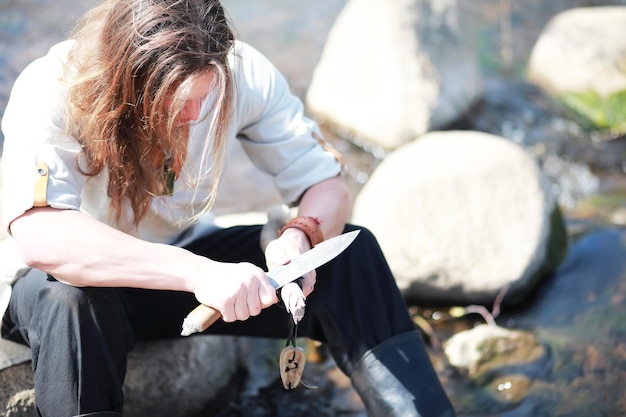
[266,229,360,289]
[180,229,360,336]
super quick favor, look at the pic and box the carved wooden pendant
[165,169,176,196]
[279,346,306,390]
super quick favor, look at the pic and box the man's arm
[264,174,351,296]
[9,207,278,322]
[295,174,351,239]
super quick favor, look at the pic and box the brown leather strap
[278,216,324,247]
[33,161,49,207]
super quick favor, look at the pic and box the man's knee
[37,278,124,328]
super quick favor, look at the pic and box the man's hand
[193,261,278,322]
[265,227,316,297]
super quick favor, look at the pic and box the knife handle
[180,304,220,336]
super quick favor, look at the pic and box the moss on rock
[560,89,626,135]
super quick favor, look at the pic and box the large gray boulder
[527,6,626,97]
[0,336,241,417]
[527,6,626,134]
[306,0,483,150]
[352,130,568,306]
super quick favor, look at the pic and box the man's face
[174,72,215,125]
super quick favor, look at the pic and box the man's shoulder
[25,40,73,73]
[11,40,73,95]
[231,40,282,77]
[229,40,286,103]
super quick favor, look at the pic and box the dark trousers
[1,224,416,416]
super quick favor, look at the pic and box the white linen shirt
[1,40,341,245]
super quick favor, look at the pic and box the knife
[180,229,360,336]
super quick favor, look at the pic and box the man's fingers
[259,281,278,307]
[220,300,237,323]
[300,270,316,296]
[233,296,251,322]
[246,286,263,317]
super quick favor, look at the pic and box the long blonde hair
[66,0,234,224]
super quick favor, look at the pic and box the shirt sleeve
[1,41,85,233]
[229,42,342,206]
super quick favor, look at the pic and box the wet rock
[442,324,549,414]
[458,227,626,417]
[306,0,484,150]
[352,130,568,306]
[510,228,626,327]
[444,324,545,374]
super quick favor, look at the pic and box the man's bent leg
[304,225,456,417]
[3,269,133,417]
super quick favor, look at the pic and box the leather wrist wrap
[278,216,324,247]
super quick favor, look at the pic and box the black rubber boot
[351,331,456,417]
